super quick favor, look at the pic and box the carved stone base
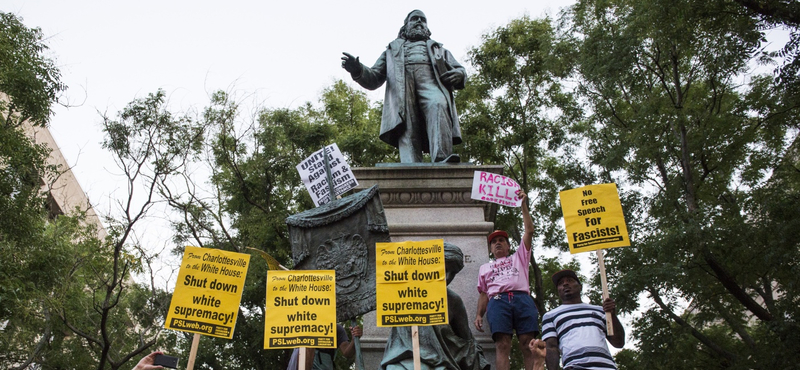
[351,164,503,370]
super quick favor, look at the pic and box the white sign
[296,144,358,206]
[470,171,522,207]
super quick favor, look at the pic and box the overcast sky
[6,0,578,216]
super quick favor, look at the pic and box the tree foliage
[0,11,66,368]
[731,0,800,92]
[0,14,63,317]
[158,81,387,369]
[458,15,589,317]
[5,89,198,369]
[459,1,799,368]
[559,0,800,367]
[0,12,65,128]
[1,12,178,370]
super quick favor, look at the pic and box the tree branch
[700,247,774,321]
[649,287,737,363]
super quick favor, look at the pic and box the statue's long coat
[353,38,465,150]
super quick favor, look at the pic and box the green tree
[32,214,176,370]
[320,80,396,167]
[1,13,179,370]
[457,17,593,369]
[0,12,64,128]
[60,89,204,369]
[459,15,587,318]
[0,12,64,312]
[0,11,67,367]
[462,2,799,367]
[730,0,800,92]
[160,81,385,369]
[563,0,800,367]
[192,92,330,369]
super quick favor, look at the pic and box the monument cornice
[351,164,504,222]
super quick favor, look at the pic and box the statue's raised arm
[340,10,466,164]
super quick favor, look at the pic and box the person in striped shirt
[541,270,625,370]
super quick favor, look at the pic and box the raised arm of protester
[475,189,540,370]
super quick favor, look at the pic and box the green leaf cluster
[0,12,65,128]
[459,15,591,319]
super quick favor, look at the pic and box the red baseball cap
[487,230,509,245]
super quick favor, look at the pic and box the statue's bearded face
[405,14,431,41]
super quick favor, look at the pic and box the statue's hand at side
[440,69,464,89]
[341,52,363,76]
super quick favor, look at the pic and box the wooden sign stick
[299,348,307,370]
[412,325,421,370]
[596,249,614,336]
[186,333,201,370]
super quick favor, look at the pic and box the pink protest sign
[470,171,522,207]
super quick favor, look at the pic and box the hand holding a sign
[602,297,616,313]
[339,325,363,360]
[602,298,625,348]
[542,270,626,370]
[132,351,164,370]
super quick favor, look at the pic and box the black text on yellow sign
[264,270,337,349]
[560,183,630,253]
[165,246,250,339]
[376,239,448,327]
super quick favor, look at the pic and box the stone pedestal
[351,164,502,370]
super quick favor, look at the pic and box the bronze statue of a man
[342,10,466,163]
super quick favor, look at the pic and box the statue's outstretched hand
[341,52,362,75]
[440,69,464,88]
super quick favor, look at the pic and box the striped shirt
[541,303,616,370]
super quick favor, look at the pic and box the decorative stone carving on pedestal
[286,184,390,323]
[351,164,503,370]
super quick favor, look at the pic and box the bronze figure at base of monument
[352,164,503,370]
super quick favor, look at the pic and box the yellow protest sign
[376,239,447,327]
[165,246,250,339]
[264,270,337,349]
[560,183,630,253]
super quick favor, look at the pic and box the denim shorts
[486,291,539,340]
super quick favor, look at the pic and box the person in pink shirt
[475,190,539,370]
